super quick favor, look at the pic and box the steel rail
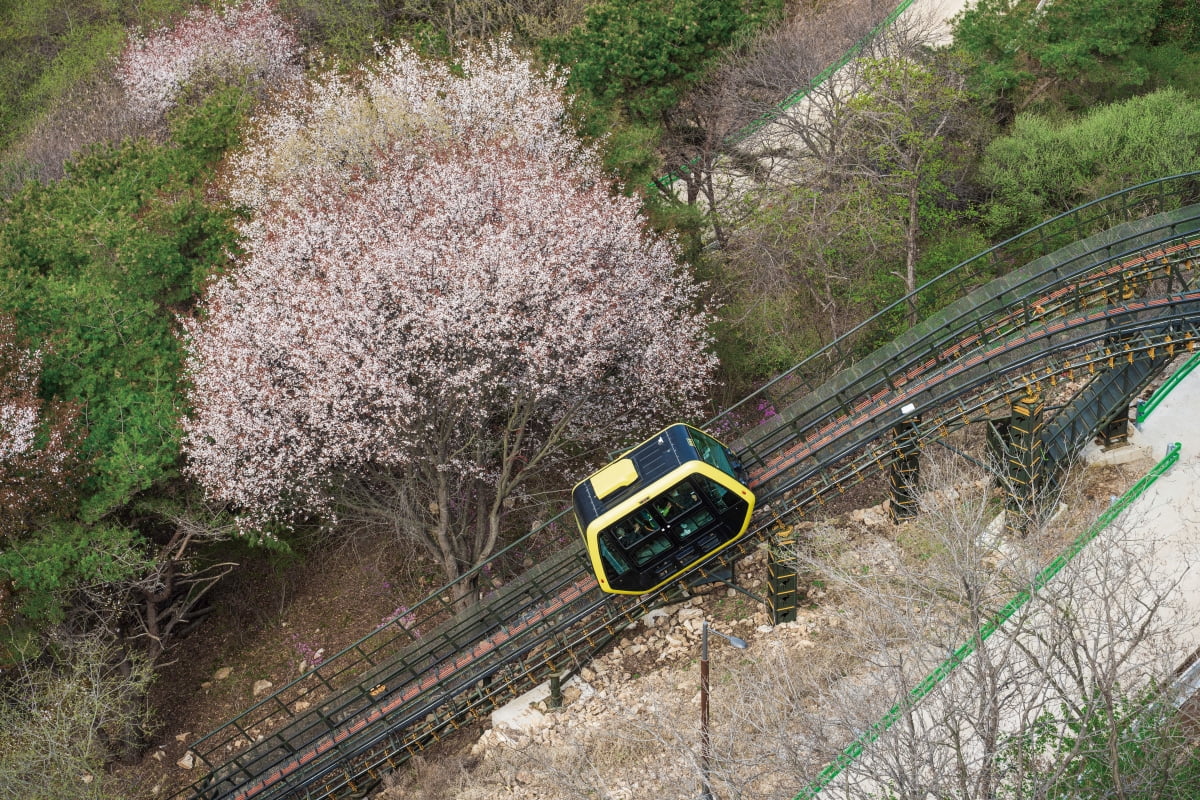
[185,180,1200,793]
[273,298,1200,800]
[181,216,1200,800]
[750,288,1200,498]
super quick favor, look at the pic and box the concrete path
[667,0,972,208]
[1116,361,1200,652]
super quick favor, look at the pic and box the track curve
[182,185,1200,800]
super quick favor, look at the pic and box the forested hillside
[0,0,1198,796]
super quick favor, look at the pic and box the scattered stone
[859,505,888,528]
[177,751,195,770]
[175,732,190,742]
[80,774,94,784]
[492,681,550,734]
[252,679,273,696]
[201,681,212,690]
[294,700,311,712]
[641,608,670,628]
[152,749,165,761]
[213,667,232,681]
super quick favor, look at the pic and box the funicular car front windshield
[690,429,738,478]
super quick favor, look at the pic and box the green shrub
[981,88,1200,233]
[544,0,780,187]
[0,90,243,515]
[0,634,155,797]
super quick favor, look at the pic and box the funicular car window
[609,508,661,548]
[648,480,715,540]
[605,508,673,568]
[632,534,672,566]
[599,535,632,577]
[675,504,715,539]
[652,482,701,521]
[697,476,739,512]
[602,474,745,572]
[691,429,738,478]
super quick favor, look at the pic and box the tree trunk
[107,645,152,763]
[905,180,920,326]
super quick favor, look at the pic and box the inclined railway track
[181,185,1200,800]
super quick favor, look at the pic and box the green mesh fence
[1138,352,1200,423]
[792,442,1183,800]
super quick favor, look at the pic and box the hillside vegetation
[0,0,1199,796]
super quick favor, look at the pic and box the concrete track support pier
[1099,411,1131,448]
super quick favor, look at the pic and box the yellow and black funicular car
[572,424,756,594]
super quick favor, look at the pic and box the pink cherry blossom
[223,39,588,213]
[116,0,303,120]
[0,318,46,464]
[182,46,715,578]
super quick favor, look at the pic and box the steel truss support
[767,524,798,624]
[1099,324,1136,449]
[887,416,922,524]
[1006,389,1045,536]
[985,416,1012,473]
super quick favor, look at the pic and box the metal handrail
[182,187,1200,799]
[708,173,1200,432]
